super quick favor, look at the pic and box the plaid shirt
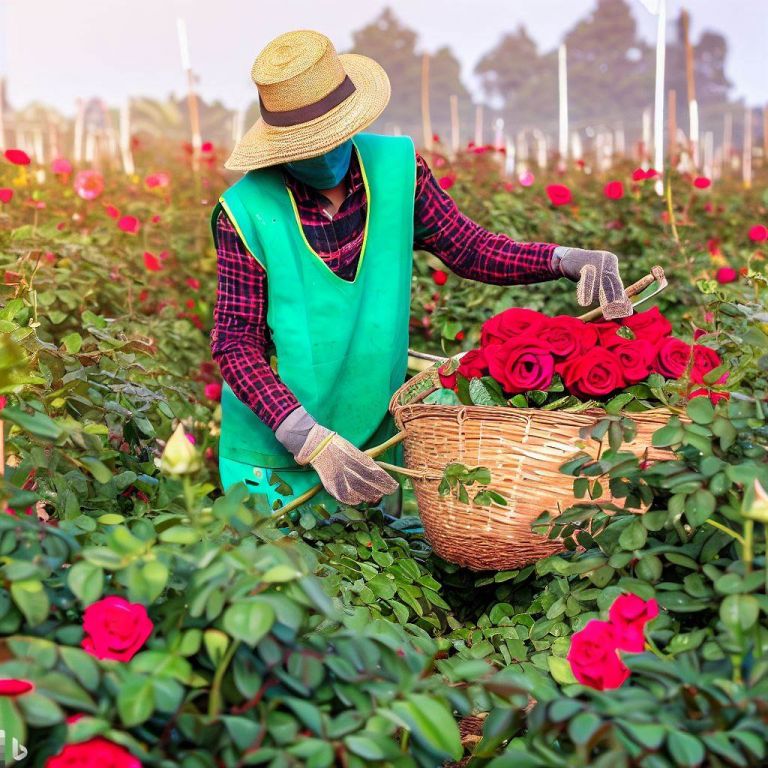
[211,149,559,431]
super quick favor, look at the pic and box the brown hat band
[259,75,356,127]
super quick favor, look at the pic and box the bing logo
[0,730,27,765]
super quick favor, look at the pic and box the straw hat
[224,30,391,172]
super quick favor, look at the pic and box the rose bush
[0,138,766,766]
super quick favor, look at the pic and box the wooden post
[743,105,753,189]
[0,77,5,150]
[723,111,733,172]
[558,44,568,164]
[177,18,202,163]
[119,99,135,175]
[73,98,85,164]
[449,95,459,156]
[703,130,714,179]
[681,9,699,167]
[474,105,484,147]
[668,89,677,162]
[763,105,768,162]
[420,52,433,152]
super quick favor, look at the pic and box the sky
[1,0,766,117]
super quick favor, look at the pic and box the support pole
[420,52,433,152]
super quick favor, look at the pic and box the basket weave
[389,365,673,571]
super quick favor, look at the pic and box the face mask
[284,140,353,189]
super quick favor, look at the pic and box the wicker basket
[389,364,673,571]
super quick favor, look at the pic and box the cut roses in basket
[433,306,729,412]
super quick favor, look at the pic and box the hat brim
[224,53,391,172]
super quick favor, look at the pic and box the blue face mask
[284,140,353,189]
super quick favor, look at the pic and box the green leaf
[390,694,462,761]
[67,560,104,605]
[687,396,715,425]
[685,489,716,527]
[469,377,507,407]
[720,594,760,633]
[10,579,49,626]
[668,730,705,767]
[80,456,113,484]
[117,676,155,727]
[2,405,64,441]
[62,332,83,354]
[344,733,401,761]
[222,600,276,646]
[618,519,647,551]
[605,393,635,415]
[568,711,603,746]
[261,565,301,583]
[547,655,577,685]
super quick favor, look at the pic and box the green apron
[211,133,416,511]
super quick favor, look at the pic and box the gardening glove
[552,246,633,320]
[275,406,399,506]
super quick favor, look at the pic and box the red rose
[432,270,448,286]
[567,620,630,690]
[481,308,546,347]
[715,267,738,284]
[621,307,672,345]
[0,188,13,203]
[614,339,655,384]
[693,176,711,189]
[689,388,730,405]
[46,738,141,768]
[654,337,692,379]
[608,594,659,653]
[539,316,598,359]
[438,362,457,390]
[546,183,572,206]
[457,348,488,380]
[0,678,34,696]
[590,321,624,349]
[117,215,141,234]
[485,338,554,394]
[4,148,31,165]
[204,382,223,401]
[604,180,624,200]
[748,224,767,242]
[437,175,455,191]
[691,345,727,385]
[82,596,153,662]
[560,348,625,399]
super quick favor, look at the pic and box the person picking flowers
[210,30,632,511]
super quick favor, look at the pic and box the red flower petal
[117,215,140,234]
[437,175,455,191]
[0,678,34,696]
[432,270,448,286]
[0,188,13,203]
[693,176,711,189]
[4,149,31,165]
[143,252,162,271]
[748,224,767,242]
[545,183,572,206]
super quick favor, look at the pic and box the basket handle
[393,265,668,412]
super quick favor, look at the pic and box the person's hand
[552,246,633,320]
[276,407,398,506]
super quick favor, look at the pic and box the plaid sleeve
[210,209,300,431]
[413,153,560,285]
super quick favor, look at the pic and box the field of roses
[0,136,767,767]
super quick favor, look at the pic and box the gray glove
[552,246,633,320]
[275,407,398,506]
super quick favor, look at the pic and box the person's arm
[412,153,558,285]
[412,153,632,316]
[211,209,397,503]
[211,210,300,431]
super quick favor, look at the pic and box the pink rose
[82,596,153,662]
[608,594,659,653]
[46,738,141,768]
[567,620,630,690]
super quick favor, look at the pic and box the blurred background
[1,0,766,173]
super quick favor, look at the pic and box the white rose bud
[159,424,201,476]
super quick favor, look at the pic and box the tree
[348,8,472,140]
